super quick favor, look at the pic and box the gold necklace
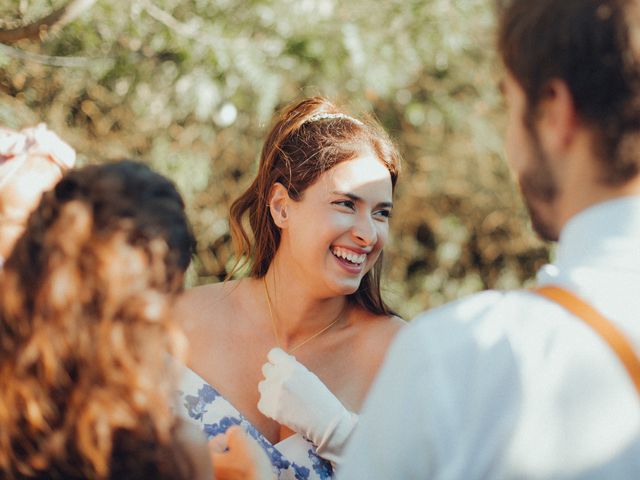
[262,277,344,354]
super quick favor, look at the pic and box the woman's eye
[334,200,355,210]
[374,209,392,220]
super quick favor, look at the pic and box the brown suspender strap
[534,285,640,397]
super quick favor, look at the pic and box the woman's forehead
[313,155,392,197]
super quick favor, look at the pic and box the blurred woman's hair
[229,96,401,316]
[0,160,196,479]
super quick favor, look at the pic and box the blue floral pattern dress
[175,365,333,480]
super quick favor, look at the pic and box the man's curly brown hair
[0,160,196,479]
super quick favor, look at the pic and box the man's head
[0,124,75,260]
[497,0,640,240]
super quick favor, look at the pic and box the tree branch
[140,0,196,37]
[0,0,97,44]
[0,43,113,68]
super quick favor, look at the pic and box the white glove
[257,347,358,466]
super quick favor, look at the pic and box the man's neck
[557,172,640,234]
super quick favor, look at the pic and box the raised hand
[257,347,358,465]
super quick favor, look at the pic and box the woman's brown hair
[229,97,401,315]
[0,160,196,479]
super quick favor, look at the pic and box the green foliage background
[0,0,549,319]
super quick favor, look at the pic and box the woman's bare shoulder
[331,311,406,408]
[356,310,406,337]
[173,280,242,332]
[350,310,406,360]
[177,280,240,306]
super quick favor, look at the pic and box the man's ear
[268,183,290,228]
[537,79,578,153]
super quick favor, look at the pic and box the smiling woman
[173,97,405,479]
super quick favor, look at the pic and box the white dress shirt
[338,196,640,479]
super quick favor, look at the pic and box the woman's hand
[257,347,358,465]
[209,426,274,480]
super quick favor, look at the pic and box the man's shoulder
[401,289,548,353]
[379,290,533,425]
[410,288,534,327]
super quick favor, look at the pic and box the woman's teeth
[331,246,366,265]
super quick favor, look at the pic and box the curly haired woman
[0,160,215,479]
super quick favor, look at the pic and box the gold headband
[305,112,364,126]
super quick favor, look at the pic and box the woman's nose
[351,214,376,246]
